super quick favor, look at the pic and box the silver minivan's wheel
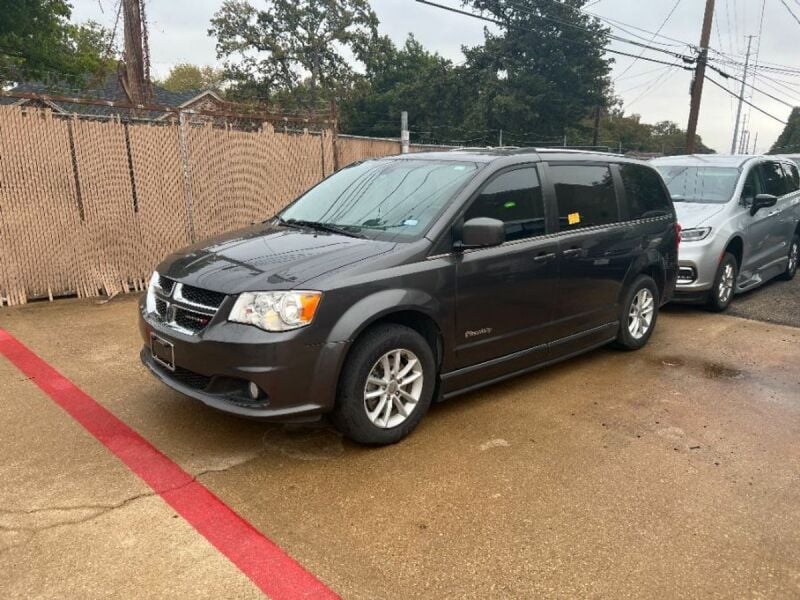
[331,324,436,445]
[778,234,799,281]
[707,252,738,312]
[615,275,660,351]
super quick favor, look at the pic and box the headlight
[680,227,712,242]
[146,271,158,313]
[229,291,322,331]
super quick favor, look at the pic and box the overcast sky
[71,0,800,153]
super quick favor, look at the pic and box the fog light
[248,382,260,400]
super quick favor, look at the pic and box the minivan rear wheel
[331,324,436,445]
[778,234,799,281]
[706,252,738,312]
[614,275,659,351]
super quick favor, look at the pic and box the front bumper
[138,303,349,421]
[673,238,722,299]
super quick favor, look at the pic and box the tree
[460,0,613,140]
[160,63,225,93]
[340,35,468,139]
[0,0,114,85]
[770,107,800,154]
[209,0,378,111]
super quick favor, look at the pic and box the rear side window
[550,164,618,230]
[464,167,545,242]
[619,164,672,219]
[760,162,790,196]
[782,163,800,191]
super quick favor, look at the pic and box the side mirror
[459,217,505,249]
[751,193,777,216]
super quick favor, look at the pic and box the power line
[614,0,684,81]
[705,76,787,124]
[413,0,696,67]
[778,0,800,27]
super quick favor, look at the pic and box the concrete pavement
[1,295,798,598]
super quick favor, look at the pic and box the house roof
[0,72,221,119]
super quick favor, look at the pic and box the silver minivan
[652,155,800,311]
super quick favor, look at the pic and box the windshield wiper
[281,218,365,238]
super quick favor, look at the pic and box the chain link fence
[0,105,450,306]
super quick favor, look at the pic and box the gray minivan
[652,155,800,311]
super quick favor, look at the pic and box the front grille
[155,298,167,318]
[174,307,212,333]
[180,284,226,308]
[151,275,225,336]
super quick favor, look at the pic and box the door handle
[767,210,781,217]
[562,248,583,258]
[533,252,556,263]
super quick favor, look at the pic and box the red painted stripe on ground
[0,329,338,600]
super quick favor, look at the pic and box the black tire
[330,324,436,445]
[614,275,660,351]
[778,234,799,281]
[706,252,738,312]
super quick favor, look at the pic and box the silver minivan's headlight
[229,291,322,332]
[680,227,712,242]
[146,271,158,313]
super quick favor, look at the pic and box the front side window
[280,159,481,241]
[551,164,617,230]
[656,166,740,204]
[619,164,672,220]
[463,167,545,242]
[759,162,789,197]
[741,168,763,204]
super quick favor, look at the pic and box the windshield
[279,159,481,241]
[655,166,740,204]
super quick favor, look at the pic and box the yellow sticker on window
[568,212,581,225]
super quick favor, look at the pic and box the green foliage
[209,0,378,110]
[460,0,613,139]
[770,107,800,154]
[568,111,714,155]
[0,0,115,85]
[340,34,468,138]
[160,63,225,93]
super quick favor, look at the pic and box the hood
[158,223,396,293]
[674,202,727,229]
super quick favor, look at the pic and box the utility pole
[731,35,755,154]
[498,129,503,147]
[751,131,759,154]
[121,0,148,104]
[686,0,715,154]
[401,111,409,154]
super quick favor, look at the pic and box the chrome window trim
[426,214,673,259]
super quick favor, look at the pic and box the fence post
[178,111,197,243]
[401,111,409,154]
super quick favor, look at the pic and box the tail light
[675,223,682,250]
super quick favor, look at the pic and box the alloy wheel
[628,288,655,340]
[363,349,424,429]
[718,263,735,304]
[789,241,799,274]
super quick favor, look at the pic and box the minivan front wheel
[615,275,659,351]
[707,252,738,312]
[778,234,799,281]
[331,324,436,445]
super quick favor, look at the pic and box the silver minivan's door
[756,162,795,267]
[740,166,776,276]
